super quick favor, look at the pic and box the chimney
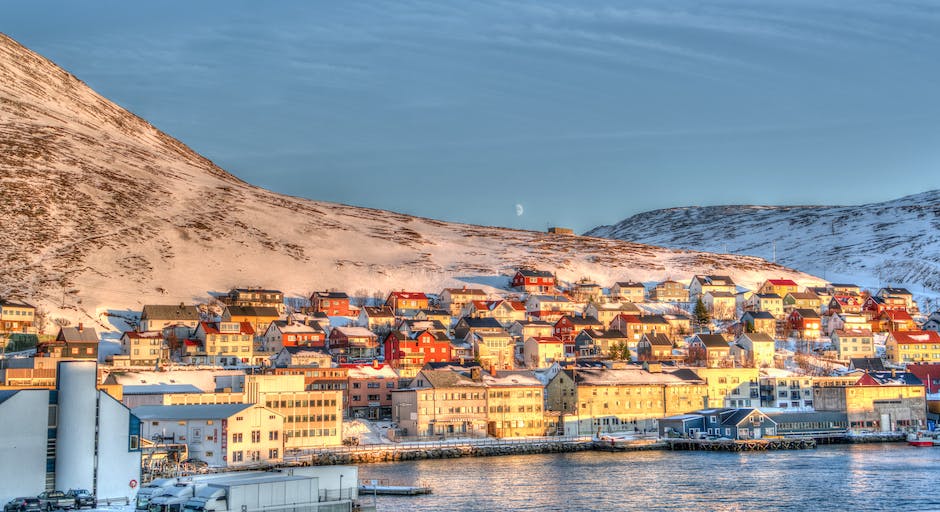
[490,365,497,376]
[77,323,83,332]
[470,367,482,382]
[372,359,380,369]
[287,316,294,326]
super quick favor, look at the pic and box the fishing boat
[907,433,934,447]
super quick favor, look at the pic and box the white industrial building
[0,361,142,504]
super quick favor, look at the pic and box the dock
[664,438,816,452]
[359,484,432,496]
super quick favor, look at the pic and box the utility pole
[772,241,776,264]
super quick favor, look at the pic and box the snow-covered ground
[0,34,820,327]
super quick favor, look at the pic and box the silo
[55,361,98,492]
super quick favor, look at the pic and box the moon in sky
[515,204,524,216]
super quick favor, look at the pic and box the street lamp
[339,473,343,501]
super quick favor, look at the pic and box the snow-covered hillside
[587,191,940,301]
[0,33,819,325]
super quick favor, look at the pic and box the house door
[752,427,762,439]
[880,413,891,432]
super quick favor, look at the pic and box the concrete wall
[96,393,141,501]
[56,362,98,492]
[0,390,49,502]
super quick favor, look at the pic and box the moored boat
[907,433,934,447]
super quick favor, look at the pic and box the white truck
[136,479,176,511]
[181,474,325,512]
[148,474,266,512]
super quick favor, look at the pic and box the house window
[251,430,261,443]
[269,431,278,441]
[129,435,139,450]
[232,451,243,462]
[269,449,279,459]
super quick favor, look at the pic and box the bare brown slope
[0,34,818,321]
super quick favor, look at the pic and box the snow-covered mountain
[0,33,818,324]
[586,191,940,299]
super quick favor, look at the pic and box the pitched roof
[0,299,34,309]
[721,408,773,427]
[122,331,163,339]
[330,326,377,338]
[226,305,279,317]
[614,281,645,288]
[705,291,735,298]
[362,306,394,317]
[562,315,603,326]
[742,311,776,320]
[574,367,704,386]
[755,293,782,300]
[517,269,555,278]
[57,326,98,343]
[880,287,913,296]
[891,330,940,344]
[859,371,923,386]
[642,333,672,346]
[792,309,821,319]
[132,403,255,420]
[695,334,729,348]
[458,317,504,329]
[695,275,735,286]
[640,315,669,325]
[442,287,487,296]
[141,304,200,321]
[850,358,885,371]
[529,336,564,344]
[786,291,820,300]
[389,291,428,300]
[199,321,254,335]
[882,310,913,321]
[417,369,485,388]
[313,291,349,299]
[740,332,774,343]
[767,279,798,287]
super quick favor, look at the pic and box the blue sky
[5,1,940,232]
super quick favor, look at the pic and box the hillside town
[2,270,940,478]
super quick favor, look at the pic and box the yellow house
[225,305,280,336]
[393,369,488,437]
[885,330,940,364]
[831,329,875,360]
[813,372,926,431]
[483,370,546,437]
[468,331,515,370]
[194,321,261,366]
[559,366,707,434]
[689,367,760,408]
[732,333,775,368]
[0,299,36,334]
[523,336,565,369]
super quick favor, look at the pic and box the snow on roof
[574,368,704,386]
[891,331,940,344]
[122,384,203,395]
[343,364,399,379]
[105,369,244,392]
[132,403,254,420]
[483,370,542,387]
[331,326,377,338]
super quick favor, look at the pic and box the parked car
[4,498,41,512]
[36,491,74,511]
[64,490,94,510]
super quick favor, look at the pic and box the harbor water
[359,444,940,511]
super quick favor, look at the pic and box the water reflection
[359,445,940,511]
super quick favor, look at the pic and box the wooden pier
[664,438,816,452]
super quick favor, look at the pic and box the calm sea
[359,444,940,511]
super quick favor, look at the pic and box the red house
[829,295,863,314]
[876,310,916,333]
[383,329,453,378]
[907,363,940,393]
[863,295,907,317]
[512,269,556,293]
[553,315,603,342]
[311,291,357,317]
[787,309,822,340]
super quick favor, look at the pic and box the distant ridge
[586,191,940,298]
